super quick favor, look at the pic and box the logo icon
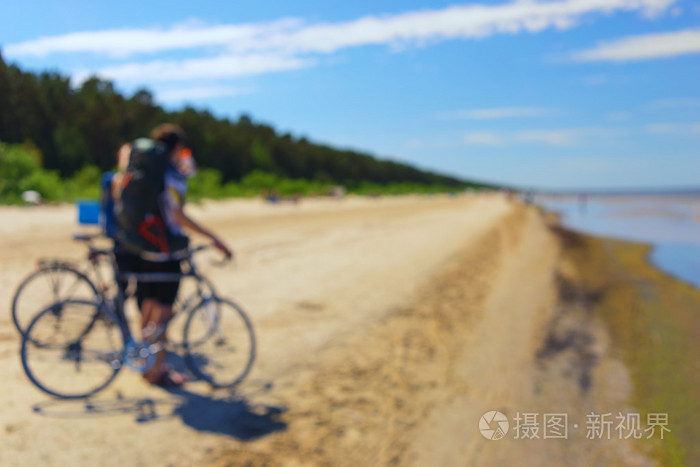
[480,411,509,440]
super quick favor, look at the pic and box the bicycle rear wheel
[21,299,126,399]
[12,264,99,335]
[183,297,255,388]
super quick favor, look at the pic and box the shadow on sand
[31,382,287,441]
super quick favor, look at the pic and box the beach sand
[0,194,695,466]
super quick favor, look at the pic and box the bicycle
[11,233,217,348]
[19,244,256,399]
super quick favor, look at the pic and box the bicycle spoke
[43,267,62,298]
[21,300,125,399]
[183,298,255,388]
[61,275,90,300]
[12,266,99,335]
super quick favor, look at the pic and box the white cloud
[442,107,555,120]
[579,74,609,86]
[645,123,678,133]
[515,130,574,145]
[463,127,624,147]
[605,111,631,122]
[464,132,504,146]
[553,156,614,172]
[571,27,700,62]
[404,139,424,149]
[646,97,700,109]
[156,86,254,103]
[3,0,679,94]
[645,122,700,134]
[4,19,303,58]
[73,53,316,84]
[6,0,678,59]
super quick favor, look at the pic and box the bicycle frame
[107,244,214,334]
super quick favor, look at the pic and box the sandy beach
[0,194,694,466]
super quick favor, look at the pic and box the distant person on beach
[113,124,232,387]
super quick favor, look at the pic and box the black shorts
[114,250,181,308]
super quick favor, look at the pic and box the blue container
[77,200,101,225]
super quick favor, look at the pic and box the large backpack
[115,138,189,259]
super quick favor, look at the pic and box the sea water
[538,195,700,290]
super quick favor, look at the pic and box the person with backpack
[114,123,232,386]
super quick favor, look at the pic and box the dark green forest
[0,51,493,203]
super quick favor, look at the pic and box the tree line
[0,50,492,202]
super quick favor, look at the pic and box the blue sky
[2,0,699,189]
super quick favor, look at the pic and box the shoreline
[536,194,700,291]
[550,219,700,466]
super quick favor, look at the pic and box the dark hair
[150,123,186,151]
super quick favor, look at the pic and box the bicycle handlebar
[113,244,231,282]
[190,244,210,255]
[71,233,232,265]
[191,244,234,266]
[73,232,103,242]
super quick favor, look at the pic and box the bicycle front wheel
[12,264,99,335]
[21,299,126,399]
[168,274,218,348]
[183,297,256,388]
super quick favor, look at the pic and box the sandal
[150,365,189,388]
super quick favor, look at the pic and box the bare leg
[140,299,186,384]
